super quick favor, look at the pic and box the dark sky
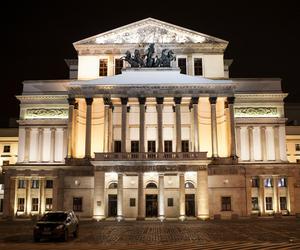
[1,1,299,126]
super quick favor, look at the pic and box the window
[146,182,157,189]
[45,180,53,189]
[221,197,231,211]
[32,198,39,211]
[108,182,118,189]
[3,145,10,153]
[73,197,83,212]
[115,59,123,75]
[99,59,108,76]
[295,144,300,151]
[178,58,187,74]
[2,160,9,166]
[251,197,259,210]
[194,58,203,76]
[185,182,195,189]
[114,141,121,153]
[131,141,139,153]
[18,180,26,189]
[265,197,273,210]
[278,177,287,187]
[0,198,3,212]
[148,141,156,152]
[182,140,189,153]
[168,198,174,207]
[17,198,25,211]
[251,177,259,188]
[0,184,3,190]
[130,198,136,207]
[264,178,273,188]
[280,197,287,210]
[45,198,53,211]
[164,140,172,153]
[31,180,39,189]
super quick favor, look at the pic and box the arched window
[185,181,195,189]
[146,182,158,189]
[108,182,118,189]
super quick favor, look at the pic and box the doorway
[145,194,158,217]
[108,194,117,217]
[185,194,195,217]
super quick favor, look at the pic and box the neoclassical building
[3,18,300,220]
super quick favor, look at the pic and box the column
[236,126,241,159]
[85,97,93,158]
[24,127,30,162]
[17,127,26,162]
[274,126,280,161]
[156,97,164,153]
[121,97,128,153]
[93,171,105,220]
[42,128,51,162]
[209,97,218,157]
[227,97,237,158]
[52,170,64,211]
[258,176,265,215]
[55,128,64,162]
[261,126,267,161]
[50,128,56,162]
[179,172,185,220]
[117,173,124,221]
[72,102,78,157]
[67,97,76,158]
[108,105,113,152]
[137,172,145,220]
[248,126,254,161]
[139,97,146,153]
[287,176,295,215]
[40,179,45,214]
[197,170,209,220]
[174,97,182,152]
[158,173,165,221]
[191,97,199,152]
[3,173,15,218]
[26,179,31,215]
[273,176,279,213]
[29,128,39,161]
[103,97,110,152]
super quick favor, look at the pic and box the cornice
[16,95,68,104]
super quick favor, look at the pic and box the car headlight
[55,224,64,230]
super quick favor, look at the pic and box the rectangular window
[168,198,174,207]
[264,178,273,188]
[31,180,39,189]
[221,196,231,211]
[114,141,121,153]
[2,160,9,166]
[131,141,139,153]
[178,58,187,74]
[164,140,173,153]
[265,197,273,210]
[251,197,259,210]
[278,177,287,187]
[73,197,83,212]
[3,145,10,153]
[295,144,300,151]
[115,59,123,75]
[32,198,39,211]
[45,198,53,211]
[251,177,259,188]
[194,58,203,76]
[45,180,53,189]
[181,140,189,153]
[148,141,156,152]
[17,198,25,211]
[99,59,108,76]
[129,198,136,207]
[18,180,26,189]
[0,198,3,212]
[280,197,287,210]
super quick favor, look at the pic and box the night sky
[1,1,299,126]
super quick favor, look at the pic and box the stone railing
[94,152,207,161]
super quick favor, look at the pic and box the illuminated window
[99,59,108,76]
[265,197,273,210]
[251,197,259,210]
[31,180,39,189]
[251,177,259,187]
[3,145,10,153]
[73,197,83,212]
[221,197,231,211]
[17,198,25,211]
[182,140,189,153]
[185,182,195,189]
[32,198,39,211]
[280,197,287,210]
[178,58,186,74]
[278,177,287,187]
[264,178,273,188]
[115,59,123,75]
[168,198,174,207]
[18,180,26,189]
[194,58,203,76]
[108,183,118,189]
[295,144,300,151]
[45,198,53,211]
[130,198,136,207]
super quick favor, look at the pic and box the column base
[158,215,165,222]
[93,215,106,221]
[179,215,186,221]
[197,215,210,220]
[136,217,145,221]
[116,215,124,222]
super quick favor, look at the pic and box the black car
[33,211,79,242]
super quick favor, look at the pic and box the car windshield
[40,213,68,222]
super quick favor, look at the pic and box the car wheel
[63,229,68,242]
[73,226,79,238]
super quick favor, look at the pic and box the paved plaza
[0,218,300,249]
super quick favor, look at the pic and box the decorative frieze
[25,108,68,119]
[234,107,278,118]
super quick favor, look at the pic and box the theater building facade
[3,18,300,220]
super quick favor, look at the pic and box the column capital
[120,97,128,105]
[227,96,235,104]
[174,97,182,105]
[191,96,199,105]
[85,97,93,105]
[103,96,112,106]
[67,97,76,105]
[209,96,217,104]
[156,97,164,104]
[74,102,79,110]
[138,97,146,105]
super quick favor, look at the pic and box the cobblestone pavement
[0,218,299,249]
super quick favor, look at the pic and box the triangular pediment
[74,17,227,45]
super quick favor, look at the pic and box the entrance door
[108,195,117,217]
[185,194,195,217]
[145,194,158,217]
